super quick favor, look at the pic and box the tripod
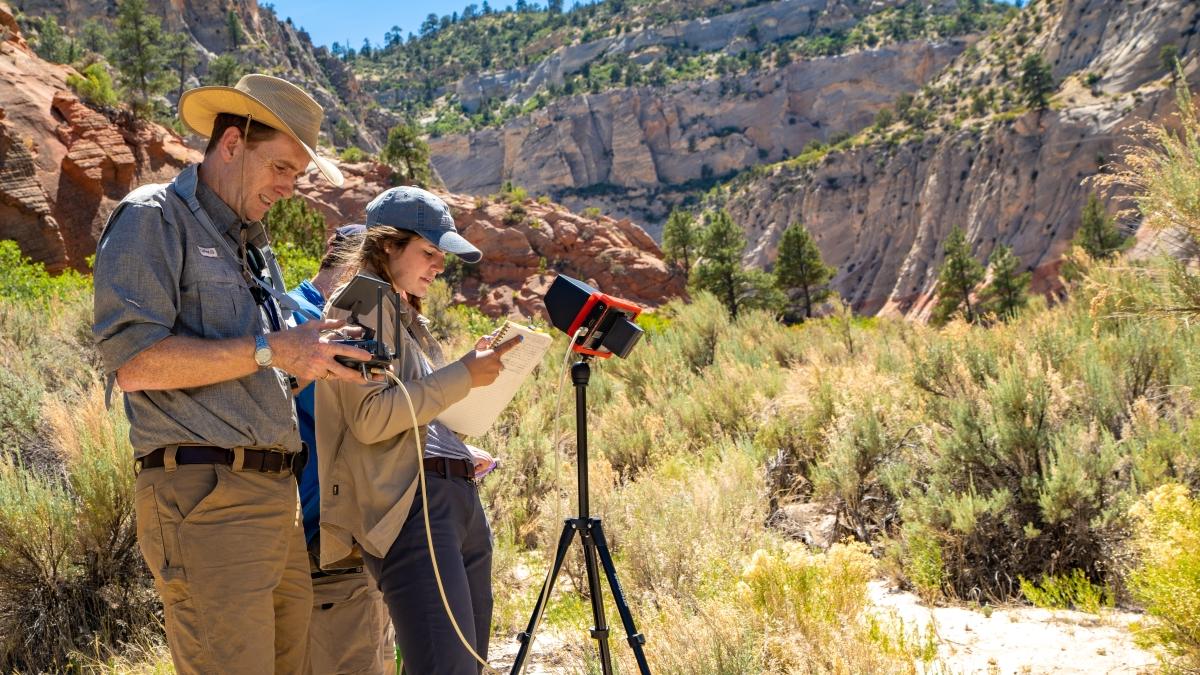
[509,357,651,675]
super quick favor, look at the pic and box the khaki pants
[306,569,395,675]
[134,461,312,675]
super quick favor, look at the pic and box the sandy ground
[868,581,1159,675]
[486,580,1159,674]
[490,631,572,674]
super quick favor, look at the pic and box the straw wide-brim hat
[178,74,344,187]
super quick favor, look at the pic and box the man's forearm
[116,335,258,392]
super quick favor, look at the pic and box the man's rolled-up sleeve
[92,203,183,375]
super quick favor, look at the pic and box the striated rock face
[724,0,1200,320]
[0,6,62,268]
[430,39,964,235]
[0,1,198,271]
[293,161,685,319]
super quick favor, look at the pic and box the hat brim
[432,230,482,264]
[178,86,344,187]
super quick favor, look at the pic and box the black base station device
[511,274,651,675]
[328,273,400,372]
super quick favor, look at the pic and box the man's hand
[270,319,373,382]
[458,335,523,388]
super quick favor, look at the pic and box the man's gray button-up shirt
[92,165,301,458]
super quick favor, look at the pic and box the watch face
[254,335,272,367]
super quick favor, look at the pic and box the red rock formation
[445,192,685,319]
[0,1,198,270]
[293,161,685,319]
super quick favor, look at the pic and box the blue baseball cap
[334,223,366,239]
[364,187,482,263]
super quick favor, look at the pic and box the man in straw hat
[93,74,372,674]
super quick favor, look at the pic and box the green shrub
[1019,568,1112,614]
[896,524,946,601]
[66,63,120,108]
[0,240,91,305]
[272,241,320,290]
[1128,484,1200,672]
[264,196,328,258]
[338,146,368,162]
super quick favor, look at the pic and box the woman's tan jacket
[314,286,471,569]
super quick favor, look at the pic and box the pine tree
[692,210,782,319]
[79,18,110,56]
[1073,194,1127,259]
[226,10,245,49]
[661,208,698,281]
[380,121,434,188]
[774,221,836,321]
[980,244,1030,321]
[1161,44,1181,83]
[163,32,197,102]
[114,0,169,114]
[206,54,242,87]
[932,225,985,325]
[1019,53,1054,110]
[31,16,70,64]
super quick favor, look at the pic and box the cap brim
[178,86,344,187]
[433,231,482,264]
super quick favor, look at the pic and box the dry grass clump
[0,385,159,671]
[478,294,940,673]
[1128,484,1200,673]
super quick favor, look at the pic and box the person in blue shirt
[289,223,396,675]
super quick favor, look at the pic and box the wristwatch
[253,334,273,368]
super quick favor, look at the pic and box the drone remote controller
[333,339,392,370]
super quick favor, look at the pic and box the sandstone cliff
[722,0,1200,319]
[430,38,964,235]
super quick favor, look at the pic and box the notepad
[437,321,554,436]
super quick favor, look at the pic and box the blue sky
[269,0,545,50]
[269,0,1022,51]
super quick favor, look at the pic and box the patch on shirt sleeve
[197,246,219,258]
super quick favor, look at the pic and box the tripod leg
[510,520,577,675]
[591,519,652,674]
[579,520,615,675]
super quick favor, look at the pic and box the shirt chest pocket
[180,251,257,340]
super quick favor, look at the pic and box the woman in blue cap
[314,186,519,674]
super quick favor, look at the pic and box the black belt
[422,457,475,480]
[312,566,363,580]
[136,445,296,474]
